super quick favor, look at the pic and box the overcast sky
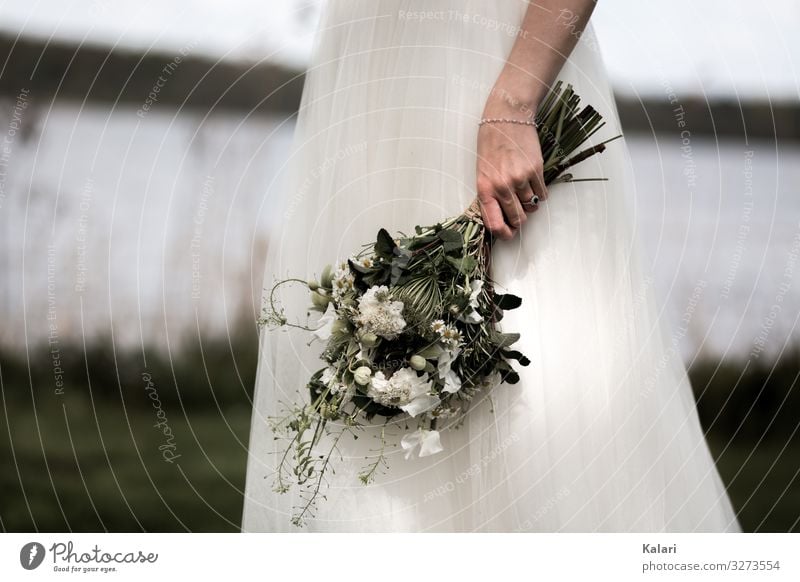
[0,0,797,100]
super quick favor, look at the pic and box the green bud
[311,291,329,310]
[360,332,378,347]
[307,279,319,291]
[354,366,372,386]
[320,402,340,420]
[448,304,460,315]
[320,264,334,288]
[332,319,348,335]
[409,355,427,371]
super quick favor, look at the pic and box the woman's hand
[476,94,548,240]
[472,0,597,240]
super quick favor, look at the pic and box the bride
[242,0,742,532]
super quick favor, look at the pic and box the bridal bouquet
[259,82,620,525]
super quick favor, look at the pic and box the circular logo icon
[19,542,46,570]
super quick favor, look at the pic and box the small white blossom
[430,319,462,348]
[331,261,355,302]
[457,279,484,324]
[320,365,346,395]
[321,366,335,385]
[443,369,461,393]
[354,285,406,340]
[355,255,376,269]
[401,428,444,459]
[437,346,462,393]
[313,302,337,341]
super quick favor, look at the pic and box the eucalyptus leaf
[495,293,523,310]
[363,263,390,286]
[446,255,477,275]
[390,248,412,285]
[491,331,521,348]
[502,349,531,366]
[374,228,397,259]
[416,343,445,358]
[437,228,463,252]
[406,234,437,250]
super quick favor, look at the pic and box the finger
[515,182,539,214]
[530,166,549,202]
[479,197,515,241]
[496,186,527,230]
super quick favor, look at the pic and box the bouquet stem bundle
[259,81,621,526]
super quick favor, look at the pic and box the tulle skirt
[241,0,741,532]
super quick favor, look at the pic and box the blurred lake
[0,100,798,362]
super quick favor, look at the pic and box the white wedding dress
[242,0,742,532]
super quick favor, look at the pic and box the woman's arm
[476,0,597,240]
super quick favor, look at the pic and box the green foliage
[490,331,521,348]
[445,254,478,275]
[494,293,522,310]
[374,228,397,259]
[437,228,464,252]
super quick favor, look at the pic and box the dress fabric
[241,0,742,532]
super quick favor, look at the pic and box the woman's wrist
[482,90,538,123]
[485,71,548,121]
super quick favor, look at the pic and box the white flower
[437,346,462,393]
[355,255,376,269]
[331,261,355,302]
[437,346,460,376]
[402,393,441,417]
[321,366,335,385]
[313,302,337,341]
[457,279,484,324]
[354,285,406,340]
[442,369,461,394]
[401,429,444,459]
[430,319,462,348]
[367,368,439,417]
[320,365,346,395]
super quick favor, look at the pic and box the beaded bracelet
[479,117,539,128]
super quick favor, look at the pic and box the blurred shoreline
[1,32,798,140]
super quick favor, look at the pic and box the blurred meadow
[1,0,799,532]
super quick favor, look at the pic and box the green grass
[1,393,252,532]
[1,334,798,532]
[3,395,798,532]
[711,438,800,533]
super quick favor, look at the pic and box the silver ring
[522,195,540,206]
